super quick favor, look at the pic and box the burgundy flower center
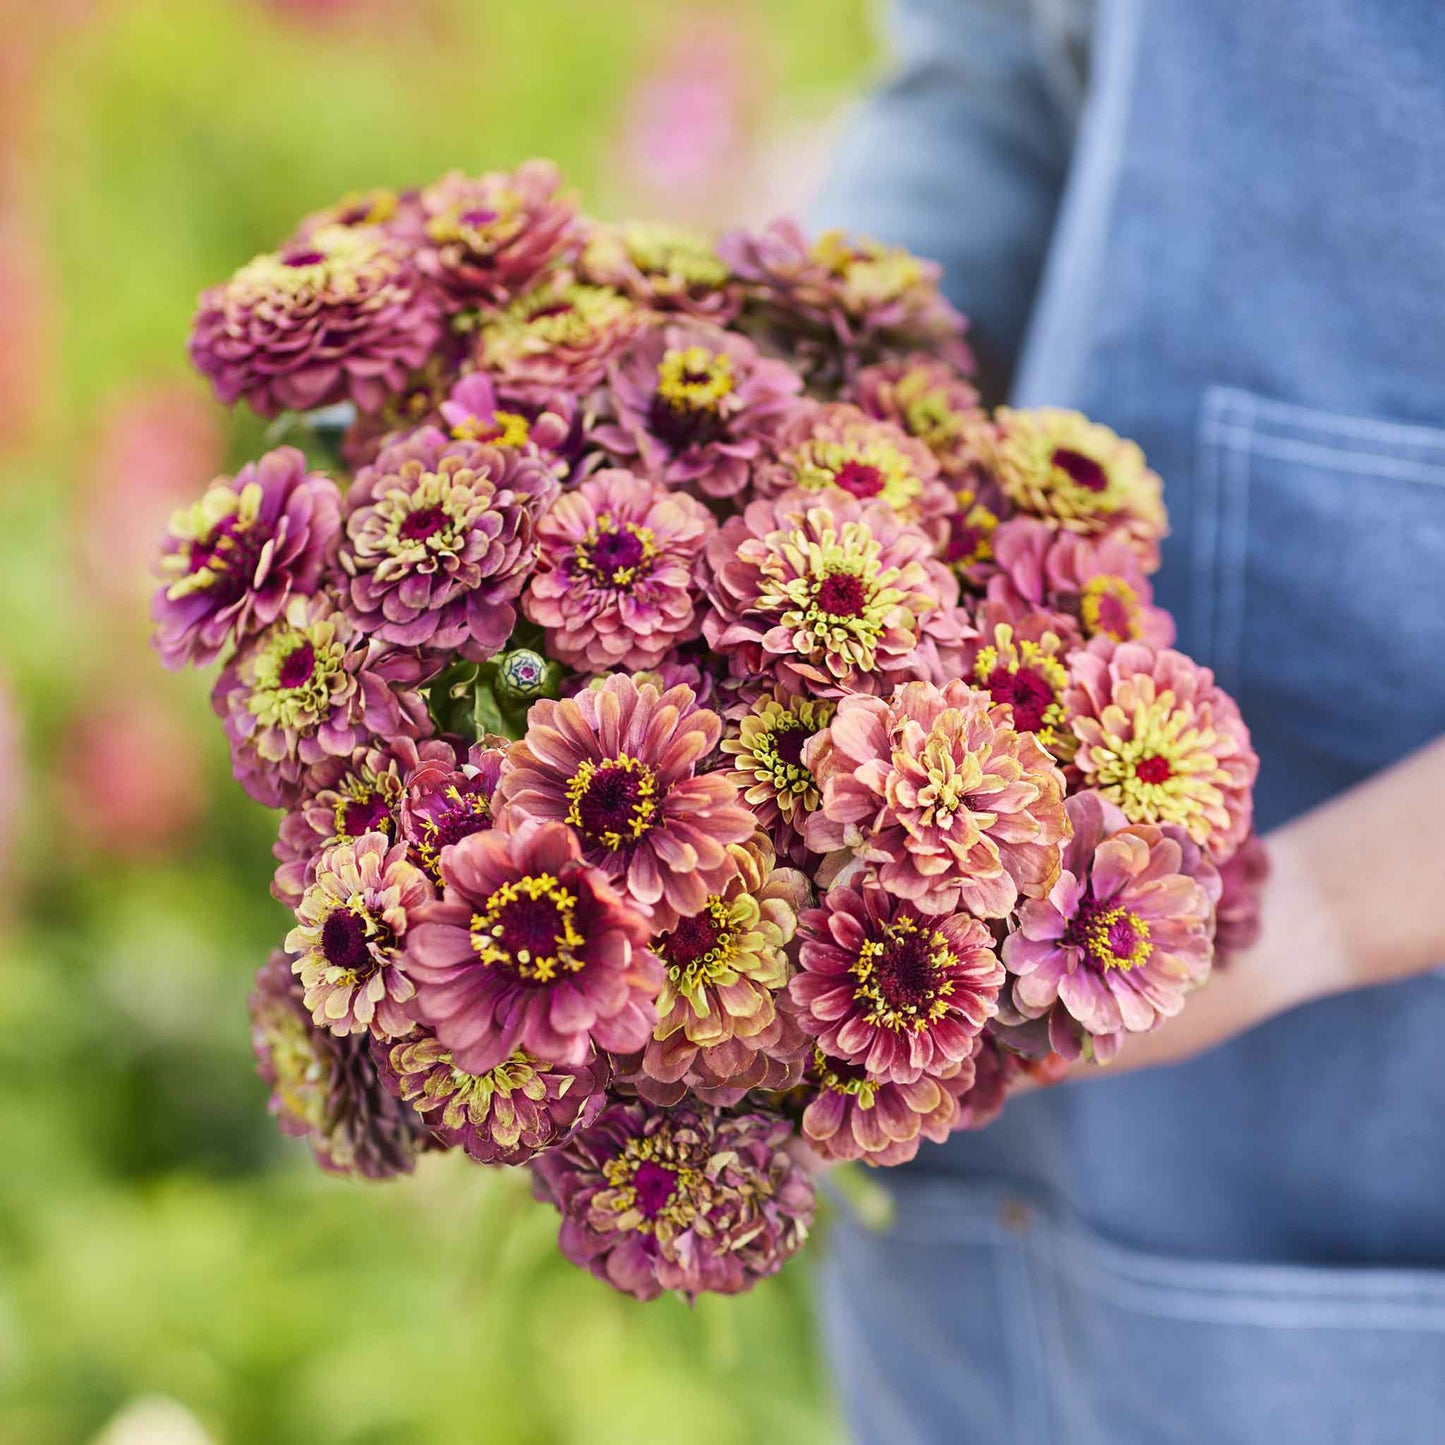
[985,664,1056,733]
[1051,447,1108,493]
[647,391,726,452]
[872,930,938,1010]
[1062,891,1153,971]
[814,571,869,619]
[575,522,657,588]
[277,641,317,690]
[528,300,574,321]
[658,906,726,978]
[471,875,584,982]
[771,724,808,769]
[460,206,501,228]
[281,247,326,268]
[566,757,659,851]
[832,460,885,499]
[590,527,645,576]
[943,518,983,565]
[1090,587,1136,640]
[1107,916,1143,957]
[321,908,379,976]
[188,516,269,602]
[854,916,952,1032]
[1135,754,1173,785]
[632,1159,679,1220]
[398,504,449,542]
[495,894,570,959]
[342,793,394,837]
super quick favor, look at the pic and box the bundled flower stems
[156,161,1265,1302]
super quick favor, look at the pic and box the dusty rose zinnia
[414,161,581,309]
[398,738,507,887]
[848,353,986,480]
[373,1027,608,1166]
[579,221,739,321]
[497,675,755,929]
[189,223,441,416]
[438,372,580,474]
[339,426,560,659]
[1066,639,1257,862]
[529,1099,814,1301]
[522,469,716,673]
[703,495,969,700]
[594,319,801,498]
[793,885,1002,1085]
[250,951,431,1178]
[805,680,1068,918]
[1003,791,1217,1060]
[285,831,432,1039]
[404,818,659,1075]
[962,601,1079,760]
[211,592,430,808]
[152,446,341,669]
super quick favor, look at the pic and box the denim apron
[815,2,1445,1439]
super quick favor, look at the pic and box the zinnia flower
[952,1031,1023,1131]
[404,818,659,1075]
[474,271,644,399]
[1065,639,1257,862]
[339,425,560,659]
[848,353,985,480]
[752,401,952,529]
[529,1099,814,1301]
[414,161,581,309]
[212,592,430,808]
[981,408,1167,564]
[249,951,429,1178]
[592,319,801,498]
[373,1027,608,1165]
[1003,791,1217,1059]
[962,601,1078,760]
[285,832,432,1038]
[703,495,969,700]
[939,482,1006,588]
[522,468,716,673]
[579,221,739,321]
[438,372,580,475]
[399,738,507,886]
[805,680,1068,918]
[792,885,1002,1084]
[631,835,810,1105]
[151,446,341,668]
[189,223,441,416]
[497,675,755,928]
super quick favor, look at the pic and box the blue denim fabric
[812,1,1445,1439]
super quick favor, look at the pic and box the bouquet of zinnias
[154,160,1263,1302]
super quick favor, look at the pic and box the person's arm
[811,0,1086,396]
[1077,736,1445,1077]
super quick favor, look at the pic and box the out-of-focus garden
[0,3,875,1438]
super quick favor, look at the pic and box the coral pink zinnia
[804,680,1068,918]
[523,468,716,674]
[498,675,755,930]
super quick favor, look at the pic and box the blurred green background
[0,3,876,1439]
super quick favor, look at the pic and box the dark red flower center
[632,1159,679,1220]
[342,794,395,837]
[1107,916,1144,958]
[398,504,449,542]
[1051,447,1108,493]
[1092,589,1135,639]
[460,206,501,228]
[589,527,646,577]
[1135,754,1173,785]
[659,909,725,975]
[529,300,574,321]
[188,516,270,602]
[425,788,493,852]
[871,928,939,1011]
[1062,889,1152,971]
[281,247,326,268]
[570,759,658,848]
[943,516,984,565]
[832,460,885,499]
[278,641,317,690]
[815,572,868,618]
[494,893,572,961]
[985,665,1056,733]
[647,391,726,452]
[321,908,379,975]
[771,724,808,769]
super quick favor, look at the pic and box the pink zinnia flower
[398,738,507,887]
[188,224,441,417]
[404,818,659,1075]
[497,675,755,930]
[285,832,433,1039]
[151,447,341,669]
[702,495,969,700]
[847,353,985,481]
[523,469,716,674]
[1003,792,1217,1059]
[579,222,740,322]
[961,599,1080,760]
[804,680,1068,918]
[792,885,1002,1085]
[530,1099,814,1301]
[592,319,800,498]
[414,161,582,310]
[438,372,581,476]
[1065,639,1257,862]
[339,426,560,660]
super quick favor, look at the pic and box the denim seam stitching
[1210,387,1445,454]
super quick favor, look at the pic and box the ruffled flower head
[805,680,1068,918]
[399,739,506,887]
[404,818,659,1075]
[1065,639,1257,862]
[151,446,341,669]
[415,161,581,309]
[438,372,579,474]
[580,221,738,320]
[982,408,1167,563]
[848,354,985,480]
[285,832,432,1038]
[703,495,968,700]
[340,425,560,659]
[530,1100,814,1301]
[963,602,1078,760]
[374,1027,608,1166]
[189,223,441,416]
[593,320,801,498]
[1003,791,1217,1059]
[498,675,755,929]
[250,952,428,1178]
[523,469,716,673]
